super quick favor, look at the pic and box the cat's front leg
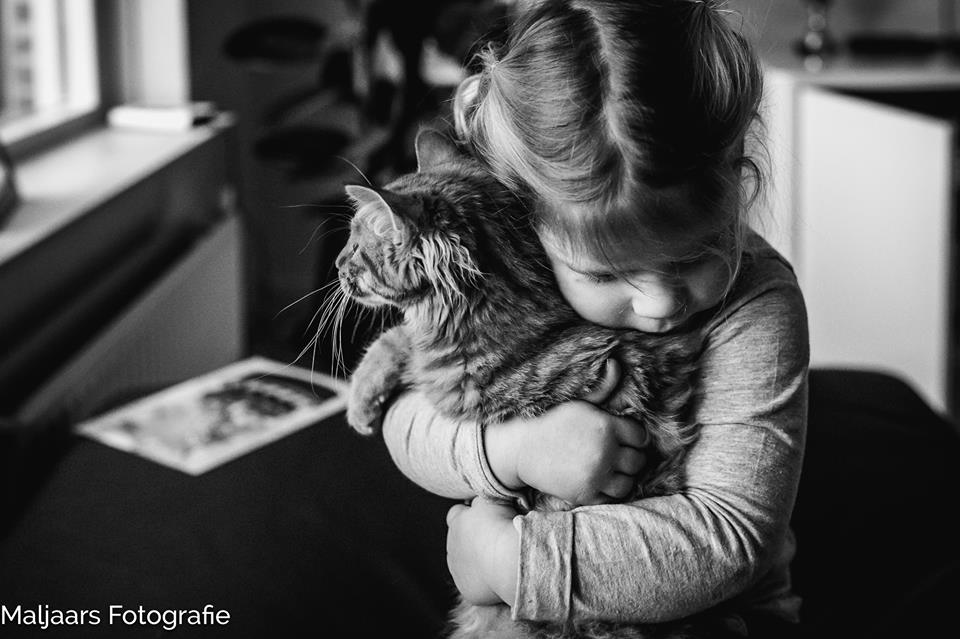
[347,325,411,435]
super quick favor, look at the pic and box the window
[0,0,97,144]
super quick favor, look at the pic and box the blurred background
[0,0,958,425]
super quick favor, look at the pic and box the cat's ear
[346,184,423,220]
[345,184,379,208]
[345,185,389,214]
[345,184,425,241]
[415,129,460,172]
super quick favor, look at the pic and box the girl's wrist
[487,517,521,606]
[483,418,527,490]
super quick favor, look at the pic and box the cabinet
[759,58,958,418]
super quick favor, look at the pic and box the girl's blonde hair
[454,0,765,286]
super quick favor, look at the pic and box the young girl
[381,1,808,637]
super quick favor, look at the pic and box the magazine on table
[75,357,348,475]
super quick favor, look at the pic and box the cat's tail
[446,599,526,639]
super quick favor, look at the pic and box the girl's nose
[630,278,685,318]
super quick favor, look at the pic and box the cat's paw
[346,388,389,436]
[345,326,409,435]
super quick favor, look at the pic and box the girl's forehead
[538,187,733,269]
[541,226,721,273]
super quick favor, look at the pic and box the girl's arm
[381,392,517,501]
[382,360,643,504]
[509,281,809,623]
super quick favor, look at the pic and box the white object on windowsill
[107,102,219,132]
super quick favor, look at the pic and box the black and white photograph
[75,357,347,475]
[2,1,960,638]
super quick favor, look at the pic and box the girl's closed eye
[667,256,704,274]
[585,272,619,284]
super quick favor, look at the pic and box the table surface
[0,410,457,638]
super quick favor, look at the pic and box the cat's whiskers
[330,289,351,377]
[321,281,393,379]
[299,281,351,377]
[332,288,363,379]
[333,155,374,188]
[276,281,337,319]
[268,279,337,375]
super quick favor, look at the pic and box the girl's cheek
[555,279,593,317]
[566,286,614,324]
[691,266,730,309]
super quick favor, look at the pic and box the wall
[730,0,957,51]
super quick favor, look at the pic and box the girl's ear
[415,129,461,172]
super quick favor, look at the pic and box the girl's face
[541,233,733,334]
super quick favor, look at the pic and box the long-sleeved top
[381,230,809,625]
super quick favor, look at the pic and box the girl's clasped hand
[446,358,651,605]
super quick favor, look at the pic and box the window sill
[1,104,99,152]
[0,115,234,268]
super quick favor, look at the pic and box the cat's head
[336,129,524,312]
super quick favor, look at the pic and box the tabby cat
[336,129,710,639]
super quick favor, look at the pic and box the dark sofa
[790,369,960,637]
[1,368,958,638]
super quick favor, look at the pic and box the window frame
[0,0,109,161]
[1,0,189,162]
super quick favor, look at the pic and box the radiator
[16,215,244,424]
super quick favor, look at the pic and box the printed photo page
[75,357,348,475]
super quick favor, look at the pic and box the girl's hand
[485,360,650,505]
[445,498,520,606]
